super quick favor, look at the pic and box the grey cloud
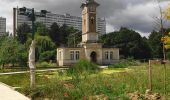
[1,0,170,35]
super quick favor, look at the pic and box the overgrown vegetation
[67,60,99,82]
[109,58,140,68]
[36,62,56,68]
[0,63,169,99]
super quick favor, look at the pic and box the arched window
[91,17,94,24]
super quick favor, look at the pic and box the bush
[109,58,140,68]
[67,60,99,81]
[36,62,56,68]
[166,51,170,60]
[39,50,56,62]
[22,79,65,99]
[70,60,98,73]
[17,49,28,67]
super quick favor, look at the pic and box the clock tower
[56,0,119,66]
[81,0,99,43]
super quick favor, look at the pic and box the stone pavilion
[57,0,119,66]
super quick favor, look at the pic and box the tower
[56,0,119,66]
[81,0,99,43]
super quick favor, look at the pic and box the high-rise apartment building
[0,17,6,36]
[13,7,106,36]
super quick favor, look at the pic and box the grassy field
[0,63,169,99]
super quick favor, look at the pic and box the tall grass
[109,58,140,68]
[67,60,99,82]
[0,62,169,99]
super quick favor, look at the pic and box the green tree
[100,27,152,59]
[60,24,69,45]
[17,23,31,44]
[0,37,27,68]
[67,27,81,47]
[48,23,81,46]
[35,23,48,36]
[49,22,60,46]
[35,36,56,61]
[148,31,163,58]
[39,51,56,62]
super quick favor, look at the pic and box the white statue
[29,40,36,69]
[28,40,36,88]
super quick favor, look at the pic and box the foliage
[69,60,99,74]
[148,31,164,58]
[0,37,28,67]
[59,24,69,45]
[67,29,82,47]
[39,51,56,62]
[48,22,60,45]
[35,36,56,61]
[166,51,170,60]
[36,62,56,68]
[67,60,99,81]
[48,23,81,46]
[1,64,169,99]
[35,23,48,36]
[100,27,152,59]
[109,58,140,68]
[164,3,170,20]
[17,23,31,44]
[161,30,170,51]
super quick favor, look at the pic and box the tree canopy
[17,23,31,44]
[100,27,152,59]
[0,36,27,67]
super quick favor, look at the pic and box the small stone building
[57,0,119,66]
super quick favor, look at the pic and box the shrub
[70,60,98,73]
[67,60,99,81]
[36,62,56,68]
[39,50,56,62]
[166,51,170,60]
[21,79,65,99]
[109,58,140,68]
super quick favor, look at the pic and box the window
[105,51,109,60]
[70,51,74,60]
[110,51,113,60]
[70,51,80,60]
[75,51,80,60]
[91,17,94,24]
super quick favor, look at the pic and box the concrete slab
[0,82,30,100]
[98,66,108,69]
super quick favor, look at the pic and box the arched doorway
[90,51,97,63]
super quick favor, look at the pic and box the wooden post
[148,60,152,91]
[163,63,166,95]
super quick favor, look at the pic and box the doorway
[90,51,97,63]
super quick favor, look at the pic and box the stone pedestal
[30,68,35,88]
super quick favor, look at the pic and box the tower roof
[81,0,99,8]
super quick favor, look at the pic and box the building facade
[13,7,106,36]
[0,17,6,36]
[57,0,119,66]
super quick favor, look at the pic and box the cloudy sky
[0,0,170,37]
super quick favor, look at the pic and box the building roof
[81,0,99,8]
